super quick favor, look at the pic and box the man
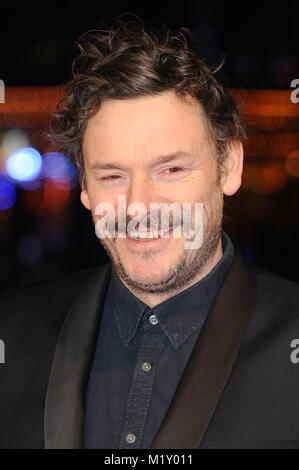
[0,17,299,449]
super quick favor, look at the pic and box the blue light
[42,152,77,181]
[0,182,16,210]
[243,247,256,263]
[19,180,43,191]
[6,147,42,182]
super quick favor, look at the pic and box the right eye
[100,175,122,181]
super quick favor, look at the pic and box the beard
[94,184,224,296]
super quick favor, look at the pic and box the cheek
[88,191,121,224]
[175,185,207,205]
[85,185,109,208]
[87,193,100,213]
[175,169,216,203]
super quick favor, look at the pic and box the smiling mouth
[126,226,174,241]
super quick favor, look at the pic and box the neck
[121,239,223,308]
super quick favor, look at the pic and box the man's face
[81,91,226,295]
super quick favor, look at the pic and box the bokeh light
[243,247,256,263]
[260,164,289,194]
[243,161,289,195]
[43,179,71,209]
[42,152,78,189]
[19,179,43,191]
[285,150,299,177]
[6,147,42,182]
[0,129,30,169]
[0,182,16,210]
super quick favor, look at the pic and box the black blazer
[0,249,299,449]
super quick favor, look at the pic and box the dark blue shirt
[84,231,234,449]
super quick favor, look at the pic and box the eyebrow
[88,151,192,171]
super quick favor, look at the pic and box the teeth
[128,227,173,240]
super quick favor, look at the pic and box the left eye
[164,167,183,174]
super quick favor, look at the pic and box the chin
[128,266,167,284]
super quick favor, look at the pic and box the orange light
[242,162,289,194]
[260,164,288,194]
[285,149,299,177]
[244,134,266,157]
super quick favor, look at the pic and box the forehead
[83,91,211,161]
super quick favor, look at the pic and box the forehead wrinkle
[87,150,194,172]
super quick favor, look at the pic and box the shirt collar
[109,266,150,348]
[109,231,234,349]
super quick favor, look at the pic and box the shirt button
[141,362,152,372]
[149,314,158,325]
[126,433,136,444]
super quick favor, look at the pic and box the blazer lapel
[151,249,257,449]
[44,263,111,449]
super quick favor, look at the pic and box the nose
[126,172,157,218]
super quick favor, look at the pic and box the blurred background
[0,0,298,290]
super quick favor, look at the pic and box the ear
[80,187,91,210]
[220,140,244,196]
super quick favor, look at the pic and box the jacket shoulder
[240,260,299,350]
[0,264,110,327]
[0,264,110,449]
[252,263,299,308]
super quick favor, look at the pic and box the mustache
[110,207,192,234]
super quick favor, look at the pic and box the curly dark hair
[47,14,247,186]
